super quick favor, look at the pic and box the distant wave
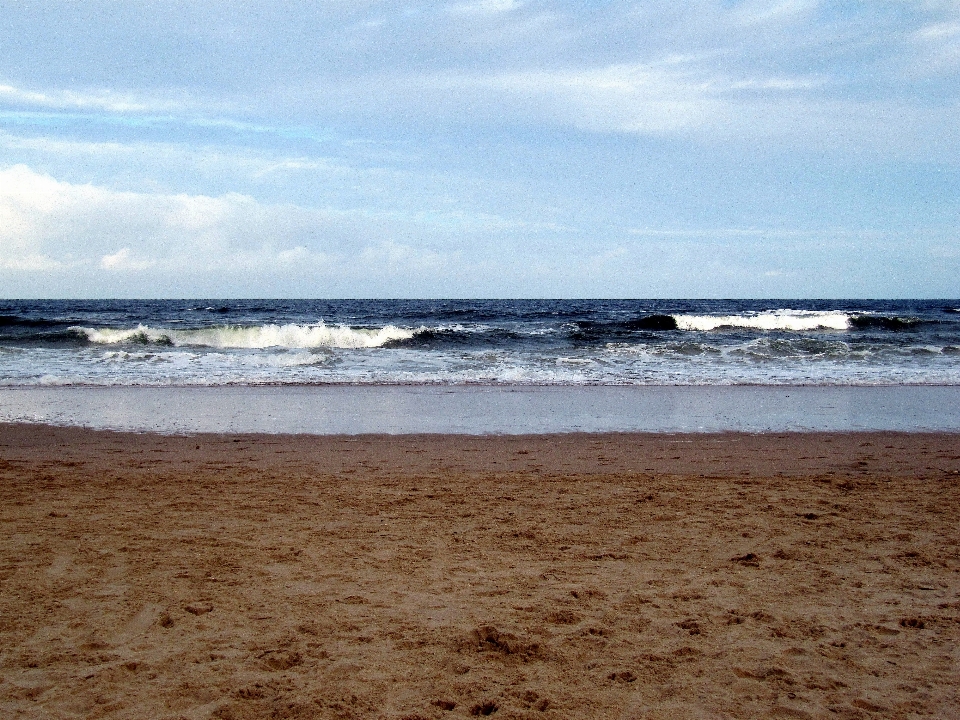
[574,310,937,334]
[575,315,678,332]
[70,322,417,349]
[0,314,65,328]
[399,325,539,348]
[673,310,852,332]
[565,310,949,340]
[12,311,945,355]
[848,315,924,330]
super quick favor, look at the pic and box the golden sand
[1,425,958,719]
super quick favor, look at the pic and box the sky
[0,0,958,298]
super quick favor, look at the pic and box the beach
[4,385,960,434]
[1,425,958,719]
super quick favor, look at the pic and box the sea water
[2,299,959,387]
[1,299,959,432]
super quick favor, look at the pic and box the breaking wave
[572,310,935,335]
[673,310,852,332]
[670,310,935,332]
[70,322,417,349]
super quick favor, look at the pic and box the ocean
[2,299,959,387]
[2,299,960,433]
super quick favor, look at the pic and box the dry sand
[1,424,958,719]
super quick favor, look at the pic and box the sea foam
[71,322,416,349]
[673,310,851,332]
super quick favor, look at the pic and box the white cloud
[340,62,723,134]
[490,63,718,133]
[336,59,958,156]
[1,164,955,298]
[0,82,186,114]
[0,164,339,275]
[727,76,826,91]
[732,0,820,27]
[3,2,955,153]
[915,21,960,40]
[100,247,156,271]
[445,0,520,16]
[0,253,64,272]
[0,164,495,295]
[0,129,364,191]
[910,19,960,74]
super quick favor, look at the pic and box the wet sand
[4,385,960,434]
[1,425,959,719]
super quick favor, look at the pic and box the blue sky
[0,0,958,298]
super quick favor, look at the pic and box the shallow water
[2,385,959,434]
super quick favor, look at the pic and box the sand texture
[1,425,959,719]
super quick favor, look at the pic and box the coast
[3,384,960,434]
[2,425,958,718]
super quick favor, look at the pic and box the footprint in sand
[185,602,214,615]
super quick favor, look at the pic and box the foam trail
[72,323,416,349]
[673,311,851,332]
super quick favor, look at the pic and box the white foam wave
[673,310,851,332]
[71,322,416,349]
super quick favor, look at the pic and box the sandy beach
[1,424,958,719]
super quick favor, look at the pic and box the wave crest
[674,310,851,332]
[71,322,416,349]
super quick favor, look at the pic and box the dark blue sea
[1,299,959,387]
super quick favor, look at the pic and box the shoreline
[1,426,958,717]
[3,384,960,434]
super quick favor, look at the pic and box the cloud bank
[2,164,955,298]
